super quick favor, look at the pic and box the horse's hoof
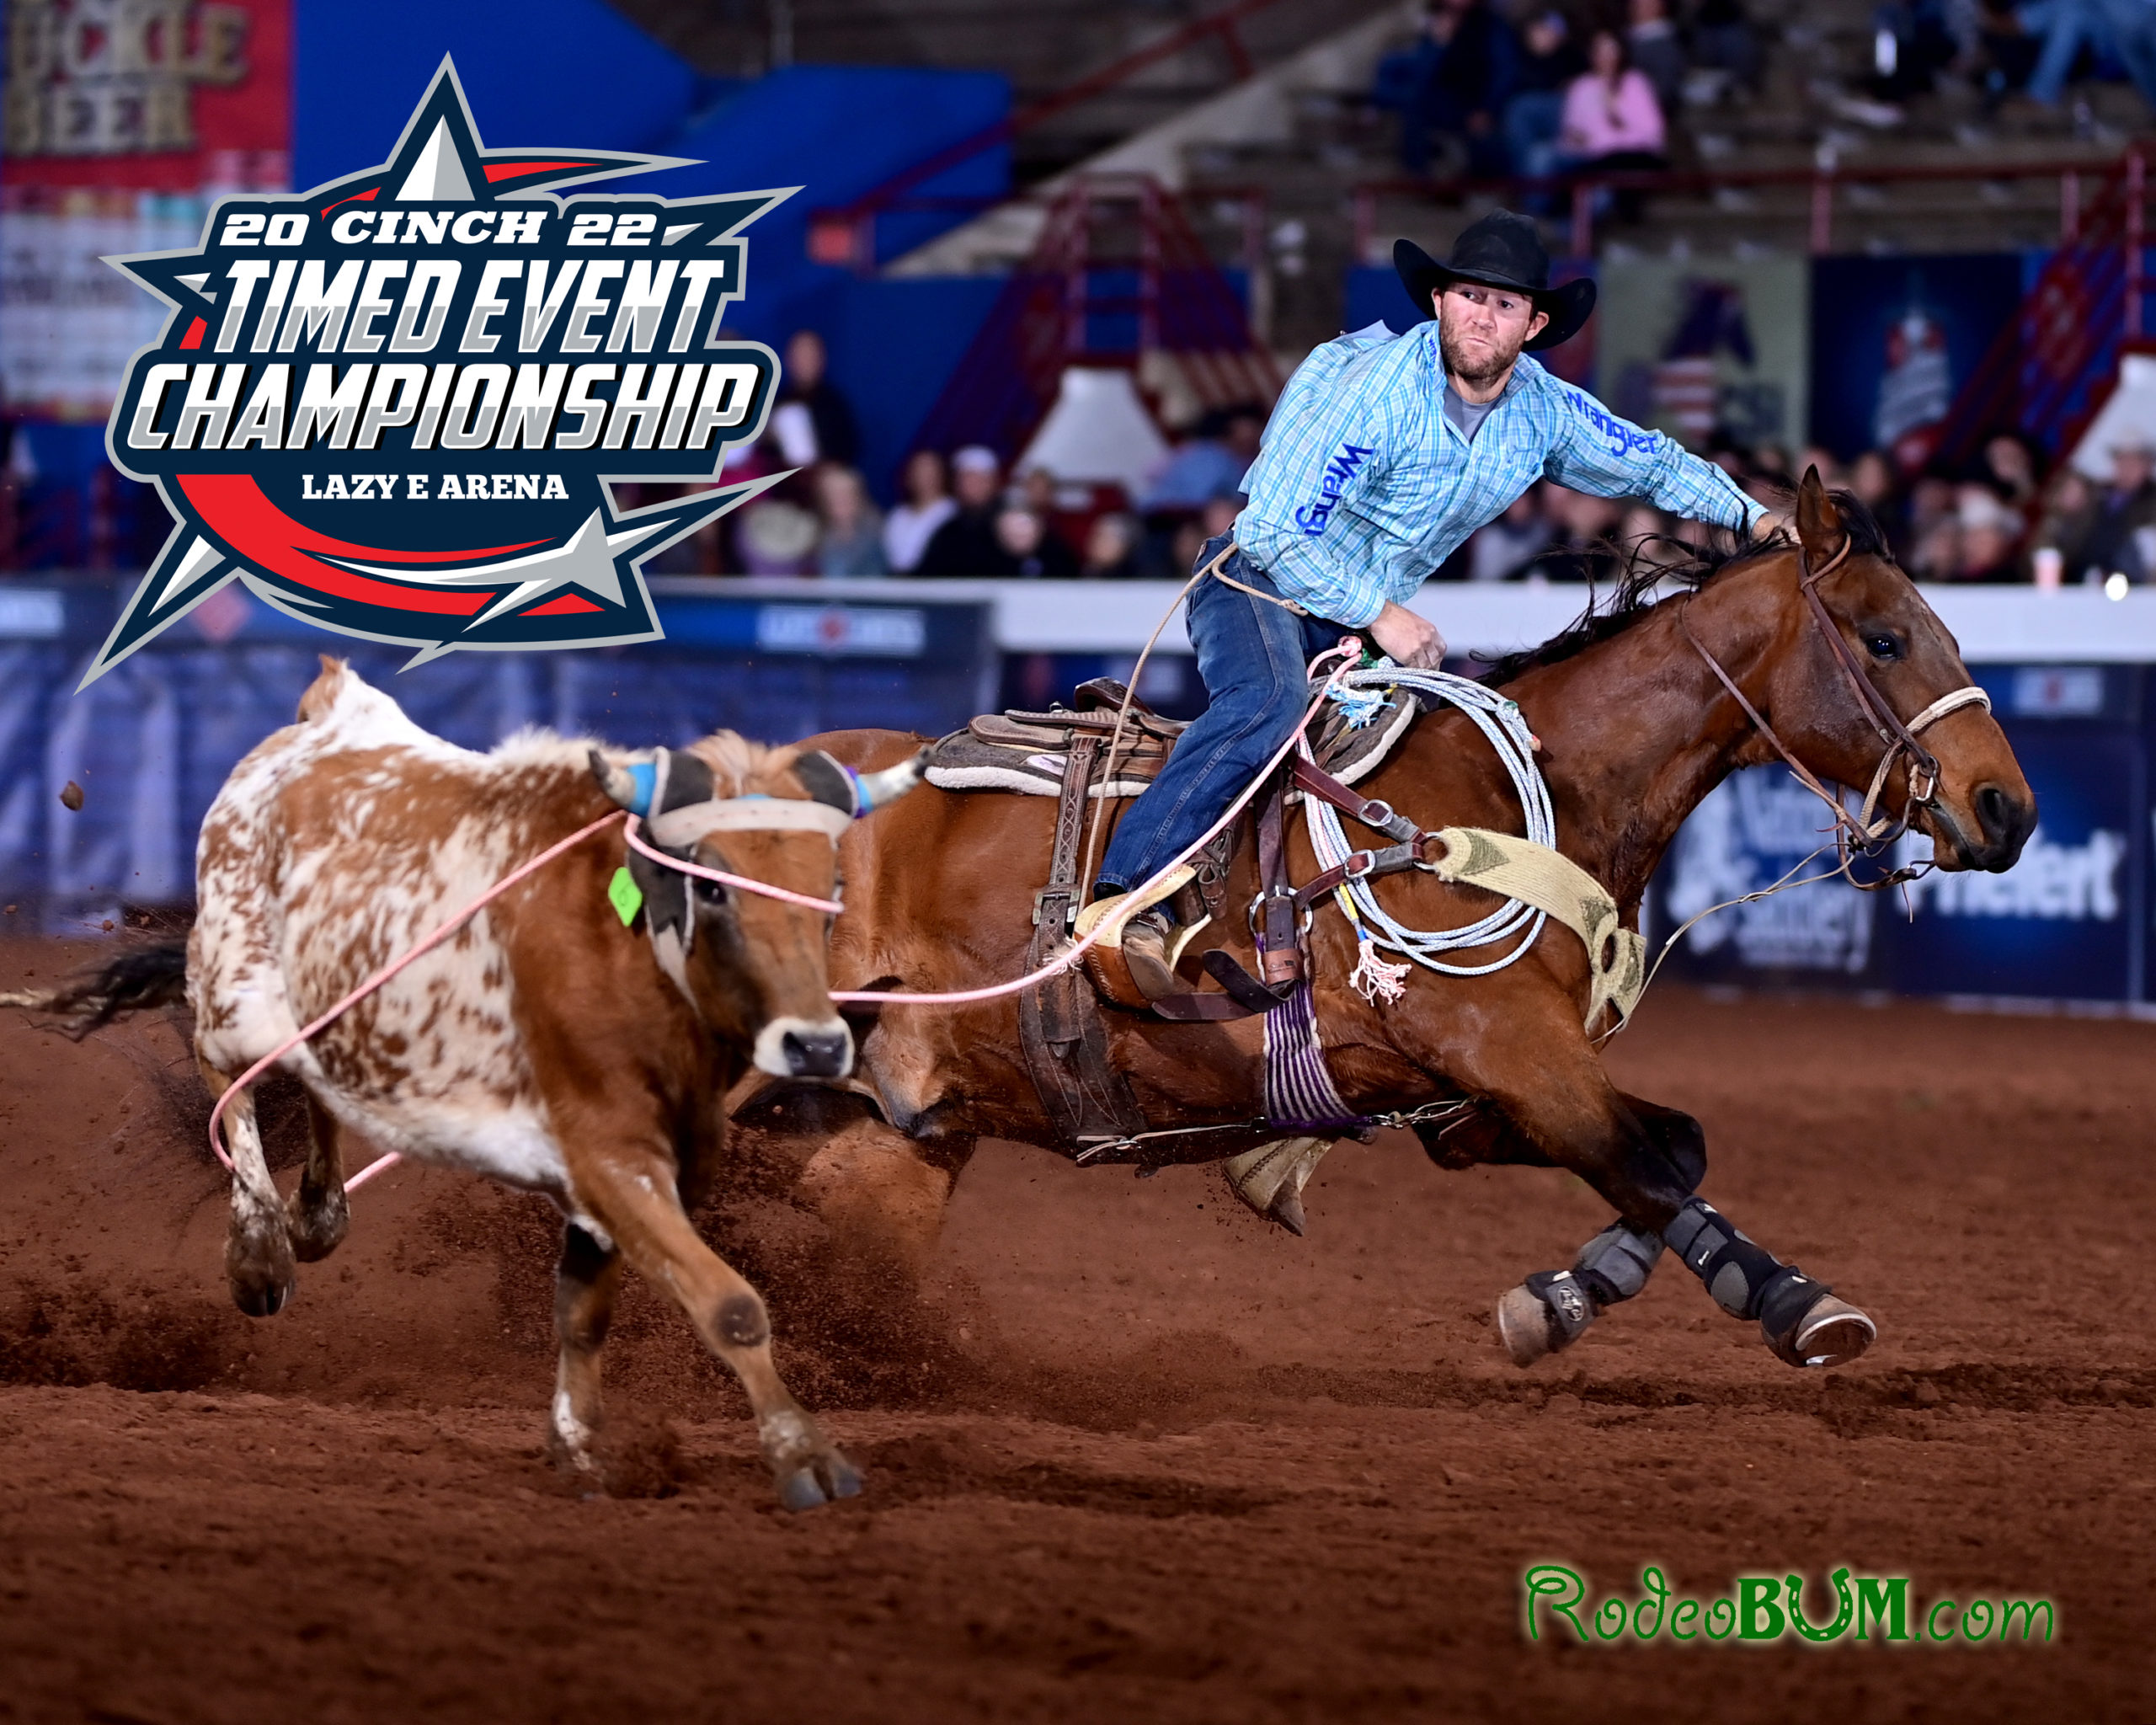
[1496,1283,1558,1367]
[1765,1293,1876,1369]
[818,1451,866,1501]
[776,1467,830,1512]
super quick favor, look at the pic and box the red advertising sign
[3,0,291,192]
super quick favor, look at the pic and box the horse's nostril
[1976,784,2013,841]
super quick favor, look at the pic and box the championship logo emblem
[87,60,790,686]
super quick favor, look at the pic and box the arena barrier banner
[1595,255,1809,456]
[0,579,990,927]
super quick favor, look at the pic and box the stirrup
[1074,868,1193,1009]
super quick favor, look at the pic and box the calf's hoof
[1764,1291,1876,1369]
[286,1188,350,1263]
[226,1231,296,1318]
[776,1450,865,1512]
[1495,1270,1595,1368]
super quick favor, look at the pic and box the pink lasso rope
[829,640,1361,1008]
[620,814,846,915]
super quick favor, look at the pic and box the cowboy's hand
[1751,507,1793,542]
[1368,601,1447,670]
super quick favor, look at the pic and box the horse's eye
[1865,633,1901,660]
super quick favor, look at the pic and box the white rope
[1302,665,1557,976]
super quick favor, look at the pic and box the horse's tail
[0,937,190,1039]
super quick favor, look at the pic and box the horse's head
[590,737,923,1077]
[1738,467,2034,873]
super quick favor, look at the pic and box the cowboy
[1085,209,1774,1000]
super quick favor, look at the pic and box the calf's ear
[792,750,861,815]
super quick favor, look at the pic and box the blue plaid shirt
[1234,321,1767,627]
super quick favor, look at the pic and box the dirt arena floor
[0,934,2151,1722]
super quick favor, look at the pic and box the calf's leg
[201,1066,296,1317]
[286,1092,350,1263]
[548,1220,623,1474]
[576,1143,862,1509]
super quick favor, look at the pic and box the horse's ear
[1795,464,1841,563]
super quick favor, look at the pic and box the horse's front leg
[1414,1001,1876,1371]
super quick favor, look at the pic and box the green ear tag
[607,866,643,927]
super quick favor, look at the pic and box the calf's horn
[589,747,652,814]
[853,748,929,813]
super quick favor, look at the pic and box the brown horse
[740,471,2035,1372]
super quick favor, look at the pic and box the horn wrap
[853,749,929,813]
[589,748,654,814]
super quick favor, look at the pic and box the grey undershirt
[1443,379,1498,443]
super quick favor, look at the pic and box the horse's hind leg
[286,1092,350,1263]
[547,1220,623,1475]
[201,1067,297,1317]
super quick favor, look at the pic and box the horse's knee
[715,1291,770,1348]
[798,1120,958,1283]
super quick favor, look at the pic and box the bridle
[1677,532,1992,890]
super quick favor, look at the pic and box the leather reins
[1677,532,1993,890]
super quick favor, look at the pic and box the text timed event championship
[89,61,791,685]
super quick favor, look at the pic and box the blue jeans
[1096,538,1354,900]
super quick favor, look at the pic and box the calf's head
[590,736,924,1078]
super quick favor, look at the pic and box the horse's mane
[1477,489,1893,686]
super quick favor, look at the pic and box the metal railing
[1351,153,2137,262]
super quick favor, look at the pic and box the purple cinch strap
[1262,982,1369,1132]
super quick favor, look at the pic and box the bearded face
[1435,283,1550,390]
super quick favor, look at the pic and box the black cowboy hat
[1394,210,1597,351]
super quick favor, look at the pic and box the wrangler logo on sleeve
[1294,442,1376,536]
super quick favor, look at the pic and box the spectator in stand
[1904,473,1962,579]
[2061,434,2156,583]
[1847,447,1904,544]
[1951,485,2027,581]
[1540,483,1626,581]
[1869,1,1962,104]
[1618,502,1675,568]
[991,504,1081,579]
[917,445,1006,575]
[2033,466,2096,574]
[1975,0,2042,105]
[1080,512,1145,579]
[883,449,957,574]
[771,330,860,468]
[1561,31,1668,221]
[1468,488,1553,579]
[1374,0,1519,179]
[1690,0,1764,93]
[1140,404,1267,510]
[1625,0,1688,118]
[1978,430,2042,508]
[1504,12,1586,179]
[737,498,820,575]
[2027,0,2156,113]
[814,465,887,578]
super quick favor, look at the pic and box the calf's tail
[0,937,189,1039]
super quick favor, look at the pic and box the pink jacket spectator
[1560,68,1665,158]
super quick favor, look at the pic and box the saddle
[926,675,1419,801]
[931,673,1425,1156]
